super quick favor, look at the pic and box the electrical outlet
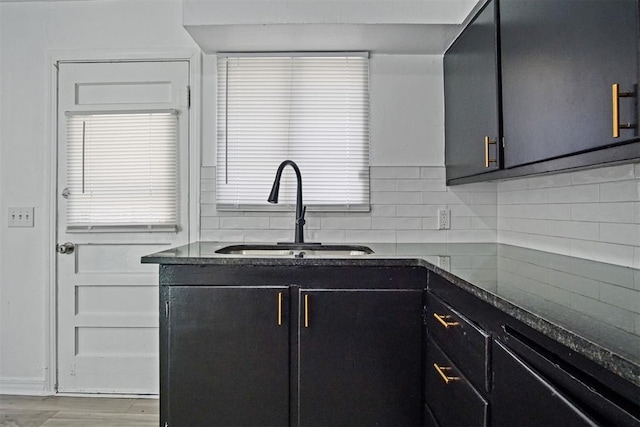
[8,207,34,227]
[438,255,451,271]
[437,209,450,230]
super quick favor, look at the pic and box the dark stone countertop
[142,241,640,387]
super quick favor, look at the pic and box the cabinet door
[298,289,423,427]
[492,340,597,427]
[166,286,289,427]
[500,0,638,168]
[444,0,501,181]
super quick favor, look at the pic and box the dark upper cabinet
[297,289,423,427]
[444,0,501,180]
[444,0,640,183]
[500,0,638,168]
[492,340,598,427]
[165,286,290,427]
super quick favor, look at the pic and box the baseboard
[0,377,51,396]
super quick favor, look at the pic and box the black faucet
[268,160,306,243]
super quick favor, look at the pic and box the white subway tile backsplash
[220,217,270,230]
[321,216,372,230]
[397,205,441,217]
[500,188,549,205]
[200,191,216,205]
[371,191,422,205]
[372,217,422,230]
[548,220,599,240]
[421,191,462,205]
[498,163,639,267]
[200,166,496,244]
[370,205,397,217]
[244,230,292,243]
[397,230,443,243]
[420,167,446,180]
[200,163,638,267]
[346,230,397,243]
[370,167,420,179]
[571,164,635,185]
[201,179,216,192]
[570,202,635,224]
[307,230,346,243]
[396,179,442,192]
[201,217,220,229]
[548,184,599,203]
[370,179,396,191]
[599,180,639,202]
[599,223,640,246]
[448,230,497,242]
[510,218,549,235]
[527,173,572,189]
[200,229,244,242]
[201,166,216,179]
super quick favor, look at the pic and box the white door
[56,61,190,394]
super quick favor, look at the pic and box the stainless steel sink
[215,244,374,257]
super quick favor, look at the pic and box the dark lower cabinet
[158,265,426,427]
[427,274,640,427]
[298,289,423,427]
[425,337,488,427]
[492,340,597,427]
[165,286,290,427]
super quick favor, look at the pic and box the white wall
[0,0,198,394]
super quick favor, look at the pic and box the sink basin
[215,244,374,257]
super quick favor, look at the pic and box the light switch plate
[8,207,34,227]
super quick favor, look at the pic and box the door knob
[57,242,75,254]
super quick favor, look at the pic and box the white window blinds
[65,111,178,232]
[217,54,370,211]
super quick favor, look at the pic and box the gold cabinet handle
[433,363,460,384]
[277,292,283,326]
[484,136,497,168]
[304,294,309,328]
[433,312,460,329]
[612,83,637,138]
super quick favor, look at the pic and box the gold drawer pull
[484,136,497,168]
[304,294,309,328]
[277,292,283,326]
[434,363,460,384]
[612,83,637,138]
[433,312,460,329]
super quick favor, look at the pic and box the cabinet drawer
[426,293,490,392]
[425,336,488,427]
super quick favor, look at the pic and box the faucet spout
[268,160,306,243]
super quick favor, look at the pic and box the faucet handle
[297,206,307,225]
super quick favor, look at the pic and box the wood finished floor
[0,395,158,427]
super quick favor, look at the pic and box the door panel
[492,340,597,427]
[56,61,190,393]
[500,0,638,167]
[444,0,500,180]
[298,289,423,427]
[166,286,290,427]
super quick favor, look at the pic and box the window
[65,111,178,231]
[216,53,370,211]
